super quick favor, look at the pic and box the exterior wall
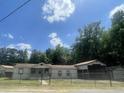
[30,69,49,80]
[112,67,124,81]
[30,74,49,80]
[0,66,13,77]
[76,65,88,70]
[50,69,77,79]
[0,69,5,77]
[13,68,77,80]
[12,68,31,80]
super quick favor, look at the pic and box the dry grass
[0,78,124,91]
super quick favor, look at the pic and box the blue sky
[0,0,124,51]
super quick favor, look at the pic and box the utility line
[0,0,32,23]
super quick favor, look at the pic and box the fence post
[18,69,23,84]
[94,73,96,87]
[40,71,43,85]
[19,73,22,84]
[109,70,112,87]
[49,73,51,85]
[107,68,112,87]
[70,73,72,84]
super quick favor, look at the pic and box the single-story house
[0,65,14,78]
[12,63,77,80]
[12,60,107,80]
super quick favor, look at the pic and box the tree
[0,48,29,65]
[29,50,48,64]
[17,49,29,63]
[46,48,54,64]
[109,11,124,65]
[72,22,103,63]
[46,45,72,65]
[98,30,113,66]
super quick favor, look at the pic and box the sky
[0,0,124,52]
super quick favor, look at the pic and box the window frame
[58,70,62,77]
[31,68,36,74]
[66,70,70,76]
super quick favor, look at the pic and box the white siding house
[50,65,77,79]
[12,63,77,80]
[13,64,35,80]
[12,60,106,80]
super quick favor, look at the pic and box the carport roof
[75,60,106,66]
[1,65,14,69]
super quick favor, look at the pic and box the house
[75,60,107,79]
[12,63,77,80]
[12,60,106,80]
[0,65,14,78]
[50,65,77,79]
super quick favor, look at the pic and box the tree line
[0,11,124,66]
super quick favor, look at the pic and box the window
[44,69,49,73]
[39,71,41,74]
[39,68,43,74]
[58,70,62,77]
[83,70,88,73]
[31,68,36,74]
[18,68,23,74]
[66,70,70,76]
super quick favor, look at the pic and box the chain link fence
[0,70,124,87]
[0,71,113,87]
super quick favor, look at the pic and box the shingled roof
[75,60,106,66]
[15,63,35,68]
[14,63,76,69]
[14,60,105,69]
[51,65,76,70]
[15,63,51,68]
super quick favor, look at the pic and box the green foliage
[46,45,72,65]
[72,11,124,66]
[72,22,103,63]
[108,11,124,65]
[0,48,29,65]
[29,49,48,64]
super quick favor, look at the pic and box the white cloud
[8,34,14,39]
[7,43,32,50]
[48,32,70,48]
[48,32,63,47]
[7,43,32,58]
[48,32,57,38]
[109,4,124,18]
[42,0,75,23]
[3,33,14,39]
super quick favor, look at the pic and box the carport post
[49,73,51,85]
[109,70,112,87]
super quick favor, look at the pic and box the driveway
[0,89,124,93]
[72,89,124,93]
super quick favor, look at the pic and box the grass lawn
[0,78,124,91]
